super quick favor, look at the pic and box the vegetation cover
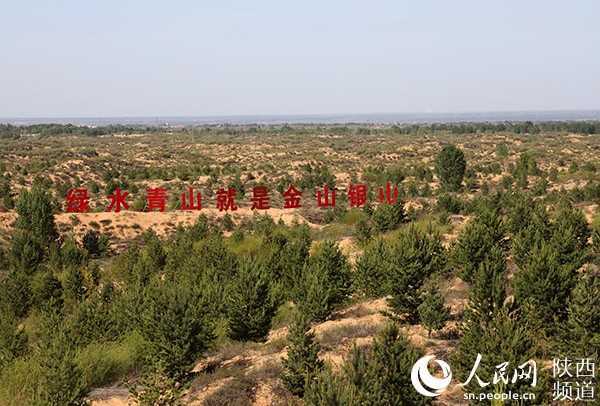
[0,123,598,405]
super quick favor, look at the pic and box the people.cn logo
[411,355,453,397]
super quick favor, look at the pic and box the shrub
[61,238,87,268]
[82,229,109,257]
[34,308,87,406]
[0,306,28,368]
[436,193,463,214]
[30,270,63,310]
[75,331,146,388]
[0,271,31,318]
[354,218,372,244]
[63,267,87,305]
[222,213,235,231]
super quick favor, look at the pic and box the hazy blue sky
[1,1,599,117]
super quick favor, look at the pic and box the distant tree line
[388,120,600,135]
[0,123,162,139]
[1,120,599,139]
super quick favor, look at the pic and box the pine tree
[452,309,548,404]
[505,191,535,235]
[140,280,215,379]
[263,227,311,301]
[466,246,506,323]
[359,323,429,405]
[513,243,577,337]
[281,315,324,397]
[418,287,450,337]
[304,366,353,406]
[453,206,505,283]
[354,238,392,297]
[305,323,429,405]
[0,270,31,318]
[296,241,352,322]
[564,273,600,358]
[372,199,406,233]
[11,184,58,271]
[592,226,600,265]
[510,202,551,268]
[34,307,86,406]
[387,226,446,323]
[14,184,58,248]
[296,265,338,322]
[226,260,276,342]
[549,202,590,267]
[435,144,466,192]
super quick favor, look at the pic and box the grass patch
[318,322,382,349]
[75,330,147,388]
[311,223,353,241]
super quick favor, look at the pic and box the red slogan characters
[64,182,402,213]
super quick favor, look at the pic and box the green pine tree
[452,309,548,405]
[140,280,215,379]
[296,241,352,322]
[513,242,578,337]
[11,184,58,271]
[305,323,429,405]
[226,260,277,342]
[33,307,86,406]
[435,144,466,192]
[466,246,506,323]
[304,366,353,406]
[354,238,392,297]
[354,218,372,244]
[387,226,446,323]
[592,226,600,265]
[453,206,505,283]
[563,273,600,358]
[372,199,406,233]
[281,315,324,397]
[30,270,63,310]
[418,286,450,337]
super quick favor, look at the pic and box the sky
[1,1,599,117]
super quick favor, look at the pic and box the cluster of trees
[0,142,598,405]
[388,120,600,135]
[0,181,361,403]
[0,123,161,139]
[3,120,599,142]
